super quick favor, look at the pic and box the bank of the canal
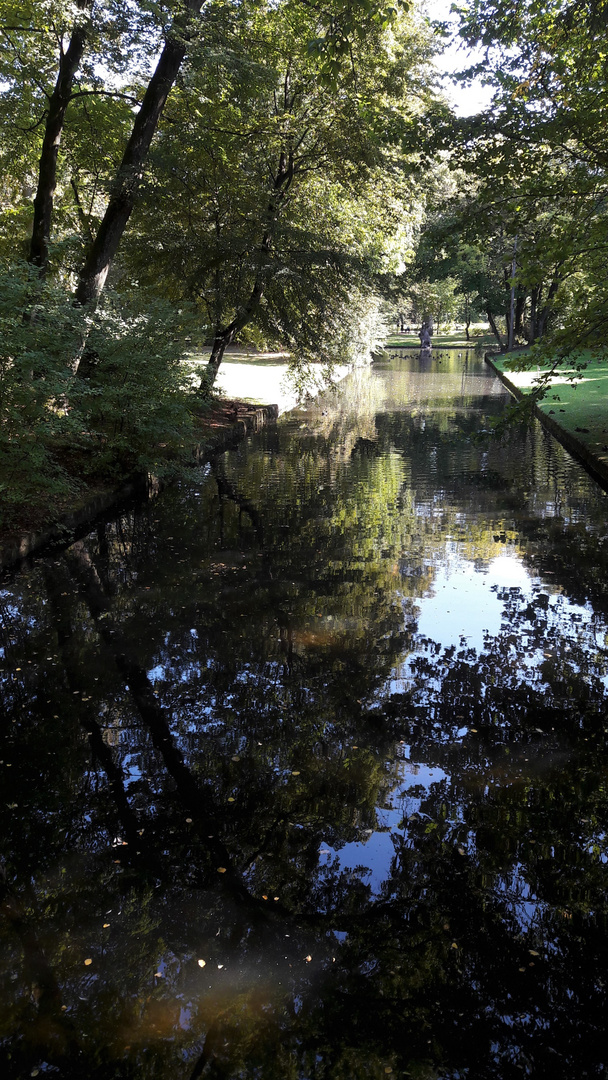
[487,349,608,490]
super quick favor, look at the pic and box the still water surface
[2,350,608,1079]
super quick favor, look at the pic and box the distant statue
[419,321,432,349]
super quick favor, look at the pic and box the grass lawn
[385,331,496,349]
[491,348,608,474]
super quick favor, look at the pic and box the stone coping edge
[485,354,608,492]
[0,402,278,573]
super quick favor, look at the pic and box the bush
[0,262,200,530]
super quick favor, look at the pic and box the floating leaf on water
[217,867,227,873]
[185,818,193,823]
[457,847,465,855]
[451,943,458,949]
[529,949,539,956]
[84,958,93,966]
[274,896,279,901]
[197,959,206,968]
[519,967,526,972]
[305,955,312,962]
[218,964,224,969]
[154,971,163,977]
[231,755,240,762]
[103,923,110,928]
[291,771,300,776]
[227,797,235,803]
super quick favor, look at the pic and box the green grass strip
[493,349,608,470]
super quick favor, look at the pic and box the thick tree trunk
[29,1,91,275]
[74,0,204,312]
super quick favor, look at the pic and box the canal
[2,349,608,1079]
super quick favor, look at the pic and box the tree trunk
[487,310,504,349]
[527,283,541,342]
[203,280,266,390]
[537,278,560,339]
[200,150,295,390]
[29,1,92,276]
[73,0,204,312]
[514,291,525,337]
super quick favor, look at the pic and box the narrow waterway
[2,349,608,1080]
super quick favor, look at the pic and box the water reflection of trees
[2,355,608,1077]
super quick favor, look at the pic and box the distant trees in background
[410,0,608,356]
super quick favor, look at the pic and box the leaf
[217,867,227,873]
[197,959,206,968]
[84,958,93,965]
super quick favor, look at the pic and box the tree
[123,0,438,385]
[448,0,608,356]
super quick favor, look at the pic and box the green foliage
[70,292,200,479]
[0,263,84,525]
[443,0,608,359]
[0,262,199,528]
[125,0,436,381]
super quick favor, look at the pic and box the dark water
[2,350,608,1080]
